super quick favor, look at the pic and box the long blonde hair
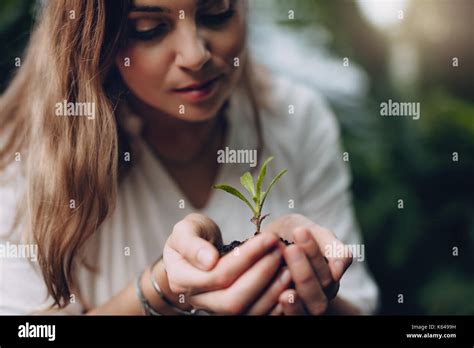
[0,0,269,308]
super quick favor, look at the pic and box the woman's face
[116,0,247,122]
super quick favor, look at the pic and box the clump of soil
[218,232,294,257]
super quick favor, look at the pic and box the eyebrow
[130,5,172,13]
[130,0,231,13]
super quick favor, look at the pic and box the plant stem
[256,215,262,234]
[252,213,270,234]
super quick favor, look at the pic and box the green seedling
[213,156,287,234]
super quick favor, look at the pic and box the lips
[171,74,223,103]
[173,75,222,92]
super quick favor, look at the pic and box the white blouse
[0,75,379,315]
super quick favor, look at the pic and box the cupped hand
[163,213,291,314]
[263,214,353,315]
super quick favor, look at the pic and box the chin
[174,100,226,123]
[175,109,220,123]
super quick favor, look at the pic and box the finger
[211,232,279,288]
[190,248,282,314]
[165,232,279,295]
[262,213,311,241]
[284,245,328,315]
[293,227,336,298]
[163,245,210,294]
[310,224,353,282]
[279,289,306,315]
[246,267,292,315]
[269,303,283,316]
[186,213,224,246]
[168,215,221,271]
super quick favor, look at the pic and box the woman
[0,0,379,315]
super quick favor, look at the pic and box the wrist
[145,259,194,314]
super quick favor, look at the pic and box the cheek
[209,14,248,95]
[116,46,171,96]
[214,14,247,65]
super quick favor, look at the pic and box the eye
[198,9,236,28]
[129,18,170,41]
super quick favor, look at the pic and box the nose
[175,26,211,72]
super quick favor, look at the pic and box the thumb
[169,214,222,271]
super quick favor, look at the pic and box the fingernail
[197,248,214,267]
[279,268,291,284]
[294,228,310,243]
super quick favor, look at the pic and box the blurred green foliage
[276,0,474,315]
[346,90,474,315]
[1,0,472,315]
[0,0,36,89]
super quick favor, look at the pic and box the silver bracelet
[135,270,163,316]
[150,258,198,316]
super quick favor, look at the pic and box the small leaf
[240,172,256,197]
[213,184,256,214]
[260,169,287,211]
[256,191,265,212]
[256,156,273,202]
